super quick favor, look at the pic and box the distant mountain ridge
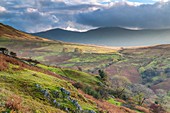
[33,27,170,47]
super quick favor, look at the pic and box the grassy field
[1,38,170,91]
[0,54,99,113]
[0,52,139,113]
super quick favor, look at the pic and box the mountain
[0,23,49,41]
[33,27,170,46]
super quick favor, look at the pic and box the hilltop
[0,23,49,41]
[33,27,170,46]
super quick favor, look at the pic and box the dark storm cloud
[76,2,170,29]
[0,0,97,32]
[1,0,170,32]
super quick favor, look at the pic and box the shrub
[9,52,17,57]
[98,69,107,80]
[72,82,83,89]
[62,48,68,53]
[74,48,82,54]
[84,86,101,99]
[96,88,109,99]
[150,103,165,113]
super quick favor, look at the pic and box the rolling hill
[0,23,170,112]
[0,47,139,113]
[0,23,50,41]
[33,27,170,47]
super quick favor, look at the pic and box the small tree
[150,103,166,113]
[98,69,107,80]
[74,48,82,54]
[10,52,17,57]
[77,66,82,71]
[110,75,131,98]
[25,59,40,66]
[62,48,68,53]
[130,84,155,105]
[155,89,167,105]
[0,48,9,55]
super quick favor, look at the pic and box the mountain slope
[0,23,49,41]
[0,52,138,113]
[0,54,98,112]
[33,27,170,46]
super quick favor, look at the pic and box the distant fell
[33,27,170,47]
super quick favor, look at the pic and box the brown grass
[78,89,136,113]
[0,54,74,84]
[5,95,30,112]
[135,106,150,113]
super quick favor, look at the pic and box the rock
[83,110,96,113]
[60,87,71,96]
[70,99,83,111]
[54,91,60,98]
[88,110,96,113]
[67,97,71,100]
[56,102,60,107]
[111,95,115,98]
[77,104,82,111]
[65,107,69,112]
[44,90,49,97]
[53,99,57,104]
[35,84,41,89]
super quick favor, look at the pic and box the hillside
[0,23,49,41]
[0,51,141,113]
[33,27,170,46]
[0,24,170,112]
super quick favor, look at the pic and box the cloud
[0,0,170,33]
[76,1,170,29]
[0,6,6,12]
[26,8,38,13]
[0,0,99,32]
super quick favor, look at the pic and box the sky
[0,0,170,33]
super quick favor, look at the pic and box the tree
[77,66,82,71]
[150,103,166,113]
[62,48,68,53]
[98,69,107,80]
[74,48,82,54]
[155,89,168,111]
[24,59,40,66]
[110,75,131,98]
[0,48,9,55]
[10,52,17,57]
[130,84,155,105]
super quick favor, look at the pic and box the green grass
[107,98,122,106]
[0,64,98,112]
[135,110,144,113]
[68,54,120,63]
[38,64,101,87]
